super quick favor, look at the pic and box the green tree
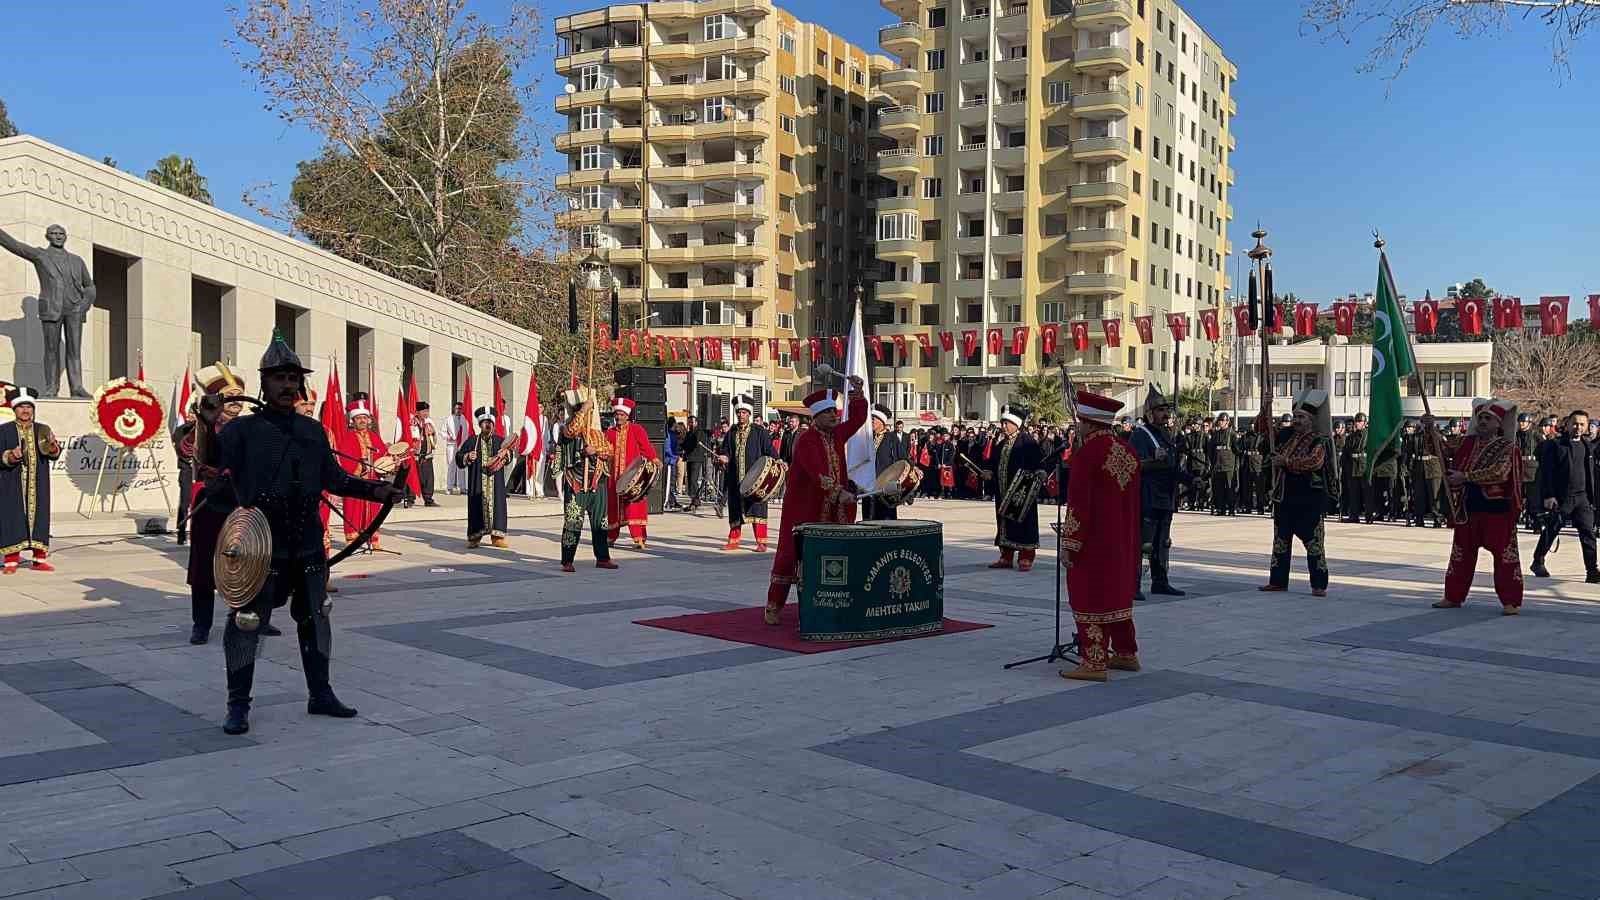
[1177,386,1211,419]
[0,98,16,139]
[1012,373,1066,424]
[1421,280,1493,343]
[145,154,214,204]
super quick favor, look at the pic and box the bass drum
[740,456,788,502]
[616,457,660,504]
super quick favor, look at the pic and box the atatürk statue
[0,224,96,398]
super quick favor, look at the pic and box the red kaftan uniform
[338,429,388,547]
[1442,435,1523,610]
[1059,429,1142,671]
[767,394,868,607]
[605,421,659,544]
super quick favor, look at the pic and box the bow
[326,463,409,568]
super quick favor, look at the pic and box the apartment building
[555,0,885,405]
[869,0,1237,420]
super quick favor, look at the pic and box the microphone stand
[1006,361,1082,670]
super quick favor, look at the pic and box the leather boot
[1018,550,1036,572]
[765,583,788,626]
[988,550,1015,569]
[223,664,253,735]
[300,624,357,719]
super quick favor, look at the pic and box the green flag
[1364,251,1415,479]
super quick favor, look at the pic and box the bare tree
[1302,0,1600,77]
[1492,327,1600,417]
[231,0,555,301]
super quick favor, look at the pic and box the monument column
[127,249,192,390]
[372,325,404,441]
[224,265,276,376]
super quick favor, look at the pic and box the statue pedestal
[15,397,176,523]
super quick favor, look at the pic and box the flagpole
[1376,234,1457,524]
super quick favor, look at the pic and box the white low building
[1222,338,1493,421]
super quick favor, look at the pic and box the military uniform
[1261,391,1339,595]
[1206,420,1239,516]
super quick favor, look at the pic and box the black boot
[189,624,209,645]
[1529,558,1550,578]
[223,664,253,735]
[301,626,358,719]
[1151,583,1187,597]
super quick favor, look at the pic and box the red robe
[338,429,387,544]
[770,394,868,587]
[605,421,659,542]
[1059,429,1142,670]
[1442,434,1523,609]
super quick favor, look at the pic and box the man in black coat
[1530,410,1598,582]
[680,415,709,511]
[1129,386,1188,598]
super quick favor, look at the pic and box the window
[579,185,601,209]
[816,49,828,67]
[928,6,947,27]
[919,261,942,283]
[1042,300,1066,322]
[778,234,794,252]
[1364,372,1372,396]
[579,65,604,91]
[1348,372,1362,397]
[779,194,794,213]
[780,115,795,133]
[926,49,946,70]
[1133,172,1142,194]
[853,68,865,86]
[780,31,796,54]
[925,92,945,113]
[579,106,602,131]
[1047,81,1069,105]
[703,97,726,123]
[877,212,919,241]
[780,75,796,94]
[1133,127,1143,151]
[923,177,943,198]
[579,145,601,170]
[1131,215,1140,239]
[578,225,600,249]
[924,135,944,156]
[703,14,732,41]
[1136,84,1144,106]
[777,272,793,291]
[922,219,942,241]
[779,154,793,172]
[835,59,845,76]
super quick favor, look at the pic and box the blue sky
[2,0,1596,303]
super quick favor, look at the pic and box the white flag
[843,298,876,490]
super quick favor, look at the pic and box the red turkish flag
[1102,319,1122,348]
[712,337,726,360]
[1199,308,1220,341]
[625,331,638,355]
[596,328,609,353]
[1070,321,1090,352]
[938,331,955,352]
[1265,304,1284,334]
[891,334,907,358]
[1540,295,1570,337]
[986,328,1003,355]
[1491,297,1509,329]
[1166,313,1189,342]
[868,334,883,361]
[1590,295,1600,328]
[1010,327,1030,356]
[830,336,845,357]
[787,338,800,360]
[1458,297,1485,335]
[1233,305,1255,337]
[1294,303,1318,337]
[1506,297,1524,328]
[767,338,780,360]
[962,329,979,358]
[748,338,762,362]
[1134,315,1155,344]
[1335,301,1358,336]
[808,336,821,362]
[916,332,933,357]
[1040,324,1059,356]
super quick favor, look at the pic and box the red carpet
[634,605,991,654]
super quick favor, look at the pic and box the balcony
[1228,132,1238,151]
[556,7,644,34]
[555,85,643,113]
[880,0,922,19]
[877,68,922,102]
[874,147,922,177]
[1066,227,1127,251]
[647,32,771,63]
[645,0,772,18]
[555,45,644,76]
[603,244,646,264]
[1068,181,1129,205]
[652,243,769,264]
[555,166,644,190]
[875,280,922,301]
[648,76,770,102]
[649,201,768,223]
[877,237,921,259]
[1070,89,1131,118]
[648,160,767,182]
[876,105,923,139]
[1070,135,1131,161]
[1066,273,1127,295]
[1073,45,1132,72]
[556,205,644,227]
[1224,165,1236,186]
[650,117,768,143]
[874,193,921,213]
[880,22,925,59]
[554,126,643,153]
[1073,0,1135,27]
[995,4,1032,35]
[650,284,766,304]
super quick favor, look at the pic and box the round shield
[214,507,272,610]
[92,378,165,450]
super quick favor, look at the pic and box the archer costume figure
[1058,390,1142,682]
[1259,389,1338,596]
[457,406,510,549]
[1431,399,1524,614]
[559,388,616,572]
[766,378,866,625]
[605,397,659,550]
[718,395,772,549]
[195,336,400,736]
[338,396,388,549]
[0,387,61,574]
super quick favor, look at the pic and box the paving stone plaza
[3,499,1599,900]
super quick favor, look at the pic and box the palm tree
[145,154,213,205]
[1011,373,1066,424]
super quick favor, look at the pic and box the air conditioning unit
[683,111,698,122]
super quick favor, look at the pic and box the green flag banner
[1364,251,1415,478]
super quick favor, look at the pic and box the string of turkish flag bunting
[592,295,1600,364]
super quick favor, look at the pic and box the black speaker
[616,366,665,387]
[632,402,667,425]
[623,384,668,404]
[638,420,667,441]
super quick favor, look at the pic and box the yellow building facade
[555,1,882,408]
[869,0,1236,420]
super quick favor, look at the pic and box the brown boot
[1501,605,1521,616]
[763,601,782,626]
[1060,666,1108,683]
[1109,655,1141,672]
[1431,599,1463,609]
[491,536,508,549]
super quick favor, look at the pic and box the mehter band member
[457,406,510,549]
[605,397,659,550]
[0,387,61,574]
[338,397,388,549]
[861,403,906,522]
[718,395,772,549]
[984,403,1044,572]
[766,377,866,625]
[199,336,400,735]
[1431,399,1524,614]
[1059,390,1142,682]
[1259,389,1338,596]
[559,388,616,572]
